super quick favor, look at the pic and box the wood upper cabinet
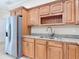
[67,44,79,59]
[11,7,29,35]
[27,0,79,25]
[16,8,22,15]
[39,5,50,16]
[47,41,63,59]
[35,40,46,59]
[22,8,28,35]
[29,8,40,25]
[75,0,79,24]
[63,0,75,24]
[50,2,63,14]
[10,10,16,16]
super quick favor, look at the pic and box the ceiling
[0,0,26,10]
[0,0,56,10]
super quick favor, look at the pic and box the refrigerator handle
[9,24,11,43]
[6,32,8,37]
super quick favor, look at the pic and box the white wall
[31,25,79,35]
[0,19,6,42]
[0,10,9,42]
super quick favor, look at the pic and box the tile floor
[0,42,15,59]
[0,42,27,59]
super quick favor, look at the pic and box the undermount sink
[32,34,63,39]
[39,35,54,39]
[38,35,63,39]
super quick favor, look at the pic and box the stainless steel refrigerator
[5,16,22,58]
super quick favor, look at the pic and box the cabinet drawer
[50,2,63,14]
[23,38,27,42]
[35,40,46,45]
[48,41,63,48]
[27,39,34,43]
[39,5,50,16]
[23,38,34,43]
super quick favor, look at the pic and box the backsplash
[31,25,79,35]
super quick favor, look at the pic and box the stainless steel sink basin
[38,35,63,40]
[39,36,54,39]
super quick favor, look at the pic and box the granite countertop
[23,35,79,45]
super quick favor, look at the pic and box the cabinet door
[48,46,63,59]
[22,41,28,56]
[50,2,63,14]
[68,44,79,59]
[63,0,75,24]
[28,42,34,59]
[35,44,46,59]
[39,5,50,16]
[76,0,79,24]
[22,8,28,35]
[29,8,40,25]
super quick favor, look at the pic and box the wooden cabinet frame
[35,40,47,59]
[47,41,63,59]
[22,38,79,59]
[63,0,75,24]
[29,8,40,25]
[50,2,63,14]
[28,0,79,25]
[75,0,79,24]
[39,5,50,16]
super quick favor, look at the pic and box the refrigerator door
[17,16,22,58]
[5,18,11,53]
[9,16,17,57]
[5,16,22,58]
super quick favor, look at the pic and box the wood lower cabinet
[22,38,28,56]
[63,43,79,59]
[22,38,79,59]
[68,44,79,59]
[22,38,35,59]
[47,41,63,59]
[35,40,46,59]
[28,39,35,59]
[48,46,63,59]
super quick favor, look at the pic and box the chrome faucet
[46,26,55,37]
[47,26,52,33]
